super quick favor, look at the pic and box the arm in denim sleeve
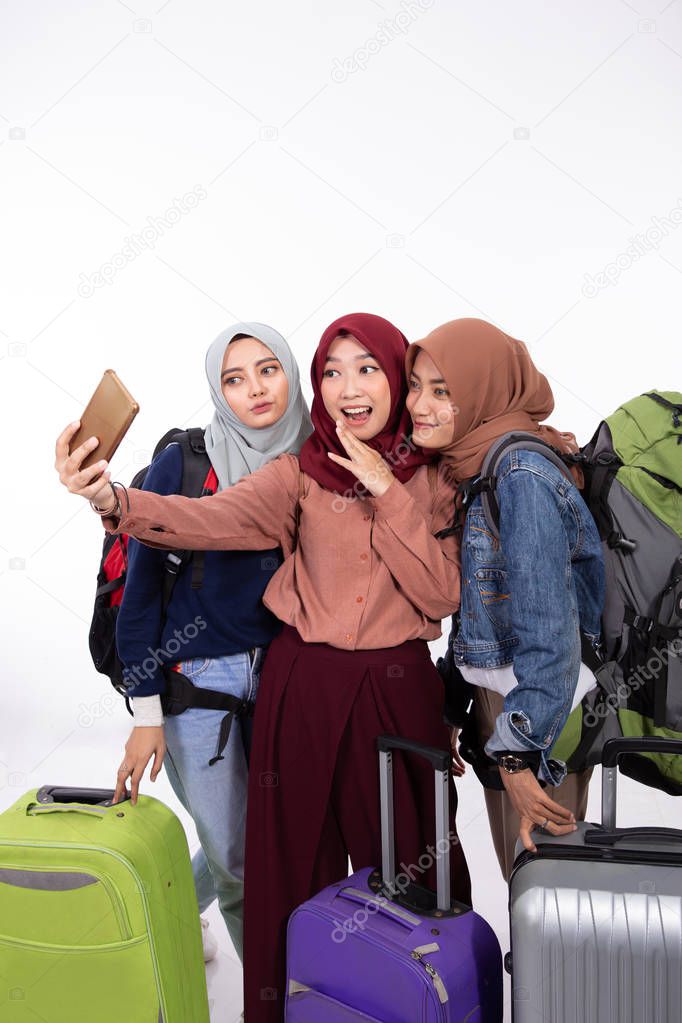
[484,465,581,785]
[116,444,184,699]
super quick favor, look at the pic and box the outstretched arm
[55,421,299,553]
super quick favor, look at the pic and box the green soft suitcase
[0,785,210,1023]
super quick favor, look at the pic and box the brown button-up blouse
[104,454,460,650]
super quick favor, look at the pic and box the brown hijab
[405,318,582,484]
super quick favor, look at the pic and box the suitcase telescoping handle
[376,736,451,913]
[601,738,682,828]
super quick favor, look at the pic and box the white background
[1,1,681,1020]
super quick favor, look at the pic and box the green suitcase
[0,786,211,1023]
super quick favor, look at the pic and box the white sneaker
[200,917,218,962]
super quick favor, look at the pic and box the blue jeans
[163,648,263,962]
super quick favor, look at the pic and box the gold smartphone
[70,370,140,470]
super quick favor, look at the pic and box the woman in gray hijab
[113,322,311,972]
[204,321,312,488]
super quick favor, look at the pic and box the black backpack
[88,427,251,767]
[88,427,214,692]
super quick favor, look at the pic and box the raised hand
[114,726,166,806]
[55,421,115,510]
[327,418,395,497]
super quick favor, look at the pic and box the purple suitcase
[285,735,503,1022]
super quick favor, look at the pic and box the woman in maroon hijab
[56,313,471,1023]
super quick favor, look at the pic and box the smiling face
[320,334,392,440]
[406,348,458,448]
[221,336,289,428]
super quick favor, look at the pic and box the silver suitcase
[508,737,682,1022]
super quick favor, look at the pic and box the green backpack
[552,390,682,793]
[441,391,682,794]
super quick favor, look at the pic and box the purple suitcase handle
[376,735,452,913]
[335,885,422,930]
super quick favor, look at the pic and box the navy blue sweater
[115,443,282,697]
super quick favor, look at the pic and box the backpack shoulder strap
[151,426,183,461]
[476,431,577,539]
[174,428,211,498]
[159,429,212,607]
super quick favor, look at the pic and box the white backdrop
[1,2,681,1019]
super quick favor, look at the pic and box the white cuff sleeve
[131,694,165,727]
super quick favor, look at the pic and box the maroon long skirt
[242,626,472,1023]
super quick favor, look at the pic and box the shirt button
[346,633,353,642]
[356,596,363,603]
[360,553,368,561]
[363,515,371,521]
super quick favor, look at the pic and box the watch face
[500,755,524,773]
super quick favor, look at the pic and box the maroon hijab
[299,313,433,494]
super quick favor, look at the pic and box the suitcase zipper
[96,871,132,940]
[0,862,132,941]
[0,933,146,953]
[411,945,448,1005]
[296,905,447,1022]
[0,840,165,1018]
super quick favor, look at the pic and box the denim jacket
[453,449,604,784]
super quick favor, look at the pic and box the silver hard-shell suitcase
[508,737,682,1023]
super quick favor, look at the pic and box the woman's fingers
[335,420,362,457]
[519,816,538,853]
[113,766,129,805]
[129,762,146,806]
[543,819,578,837]
[70,460,109,491]
[335,419,373,459]
[150,744,166,782]
[538,794,575,823]
[327,452,354,470]
[54,422,80,467]
[57,427,98,472]
[65,436,100,476]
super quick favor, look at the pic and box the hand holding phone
[55,370,140,510]
[69,369,139,469]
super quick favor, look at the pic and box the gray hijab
[204,321,312,490]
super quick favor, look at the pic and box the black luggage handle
[601,738,682,829]
[376,735,451,772]
[601,737,682,767]
[585,826,682,847]
[376,735,452,913]
[35,786,130,807]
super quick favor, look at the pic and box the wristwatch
[497,753,531,775]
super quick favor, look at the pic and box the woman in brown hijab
[405,318,605,879]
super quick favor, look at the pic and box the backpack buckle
[607,531,637,553]
[165,553,183,576]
